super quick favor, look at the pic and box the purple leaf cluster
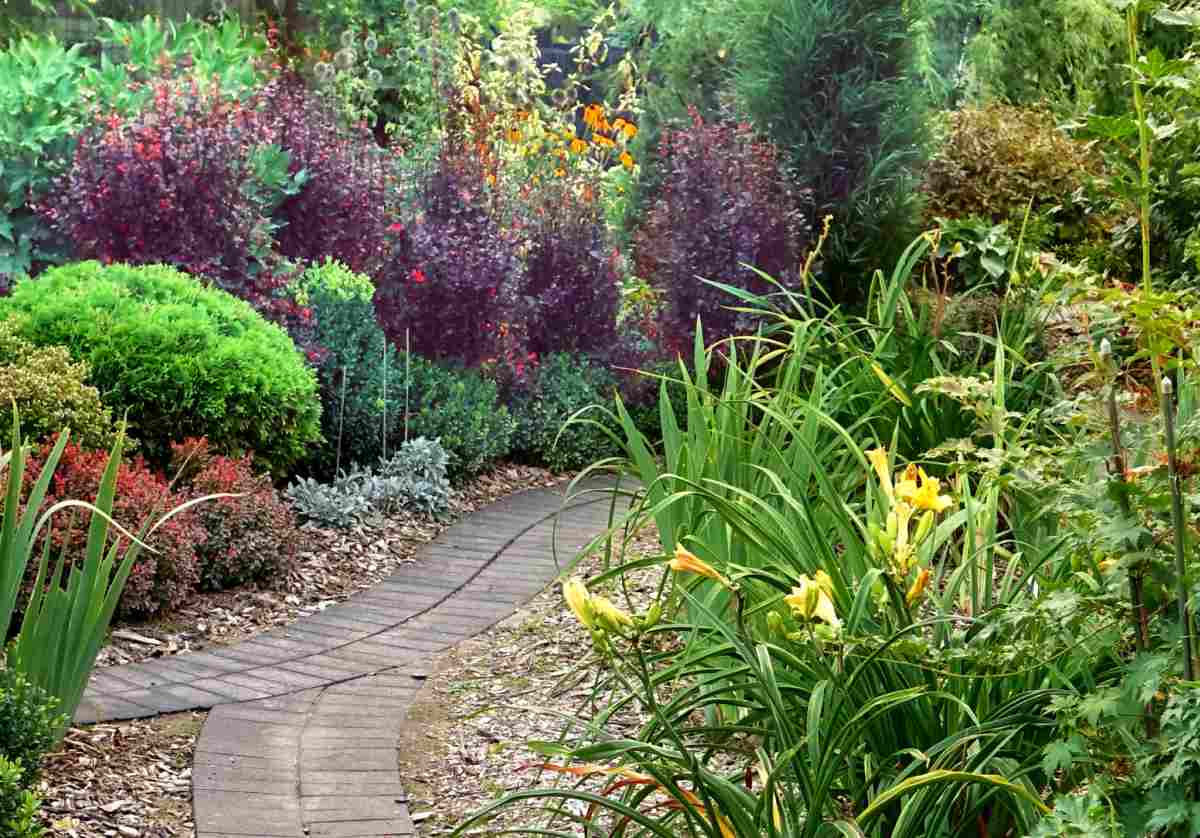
[264,78,399,275]
[518,178,620,359]
[635,109,809,353]
[40,77,276,293]
[374,154,524,370]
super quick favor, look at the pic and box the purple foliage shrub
[264,78,399,275]
[518,177,620,358]
[634,109,808,354]
[374,153,524,369]
[40,77,276,294]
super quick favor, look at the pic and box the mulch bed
[39,713,201,838]
[395,525,665,836]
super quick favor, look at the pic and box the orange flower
[555,167,566,177]
[570,137,588,154]
[622,121,637,139]
[619,151,634,169]
[583,103,604,129]
[507,128,522,142]
[592,134,615,148]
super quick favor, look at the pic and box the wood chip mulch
[39,465,561,838]
[39,713,201,838]
[396,526,667,836]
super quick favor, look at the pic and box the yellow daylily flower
[562,578,594,629]
[670,545,732,587]
[591,594,634,632]
[895,466,953,513]
[784,575,840,628]
[866,447,893,499]
[905,568,931,607]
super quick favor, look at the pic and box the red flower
[388,222,405,233]
[410,269,427,284]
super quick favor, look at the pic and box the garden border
[76,478,625,837]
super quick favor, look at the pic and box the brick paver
[78,479,626,837]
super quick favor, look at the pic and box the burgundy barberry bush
[25,440,203,619]
[518,177,620,358]
[265,79,400,276]
[183,447,300,592]
[634,109,809,354]
[41,76,277,294]
[374,153,524,368]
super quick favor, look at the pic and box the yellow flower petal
[866,447,893,499]
[562,578,593,629]
[670,545,731,587]
[905,568,931,607]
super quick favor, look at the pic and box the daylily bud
[591,595,634,634]
[914,510,935,544]
[766,611,785,635]
[905,568,931,607]
[642,602,662,628]
[562,578,594,629]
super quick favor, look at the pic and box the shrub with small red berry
[23,440,203,619]
[634,110,809,354]
[181,446,300,592]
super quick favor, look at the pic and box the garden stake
[335,366,348,477]
[382,338,388,462]
[1100,339,1149,654]
[1161,375,1195,680]
[404,328,411,445]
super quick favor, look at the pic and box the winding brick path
[76,480,625,838]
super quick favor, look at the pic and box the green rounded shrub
[0,262,322,474]
[0,319,118,450]
[510,354,620,473]
[401,356,514,484]
[288,259,398,477]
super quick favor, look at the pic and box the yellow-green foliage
[0,319,117,450]
[922,103,1104,224]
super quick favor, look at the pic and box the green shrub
[0,669,62,788]
[510,354,620,473]
[922,104,1105,245]
[726,0,929,290]
[401,357,514,484]
[0,755,41,838]
[0,319,117,450]
[288,259,398,477]
[0,262,322,475]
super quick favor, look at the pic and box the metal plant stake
[1100,339,1149,653]
[1161,375,1195,680]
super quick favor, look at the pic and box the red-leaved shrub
[41,76,277,294]
[518,176,620,358]
[174,440,299,591]
[265,79,400,275]
[634,109,809,354]
[24,440,203,619]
